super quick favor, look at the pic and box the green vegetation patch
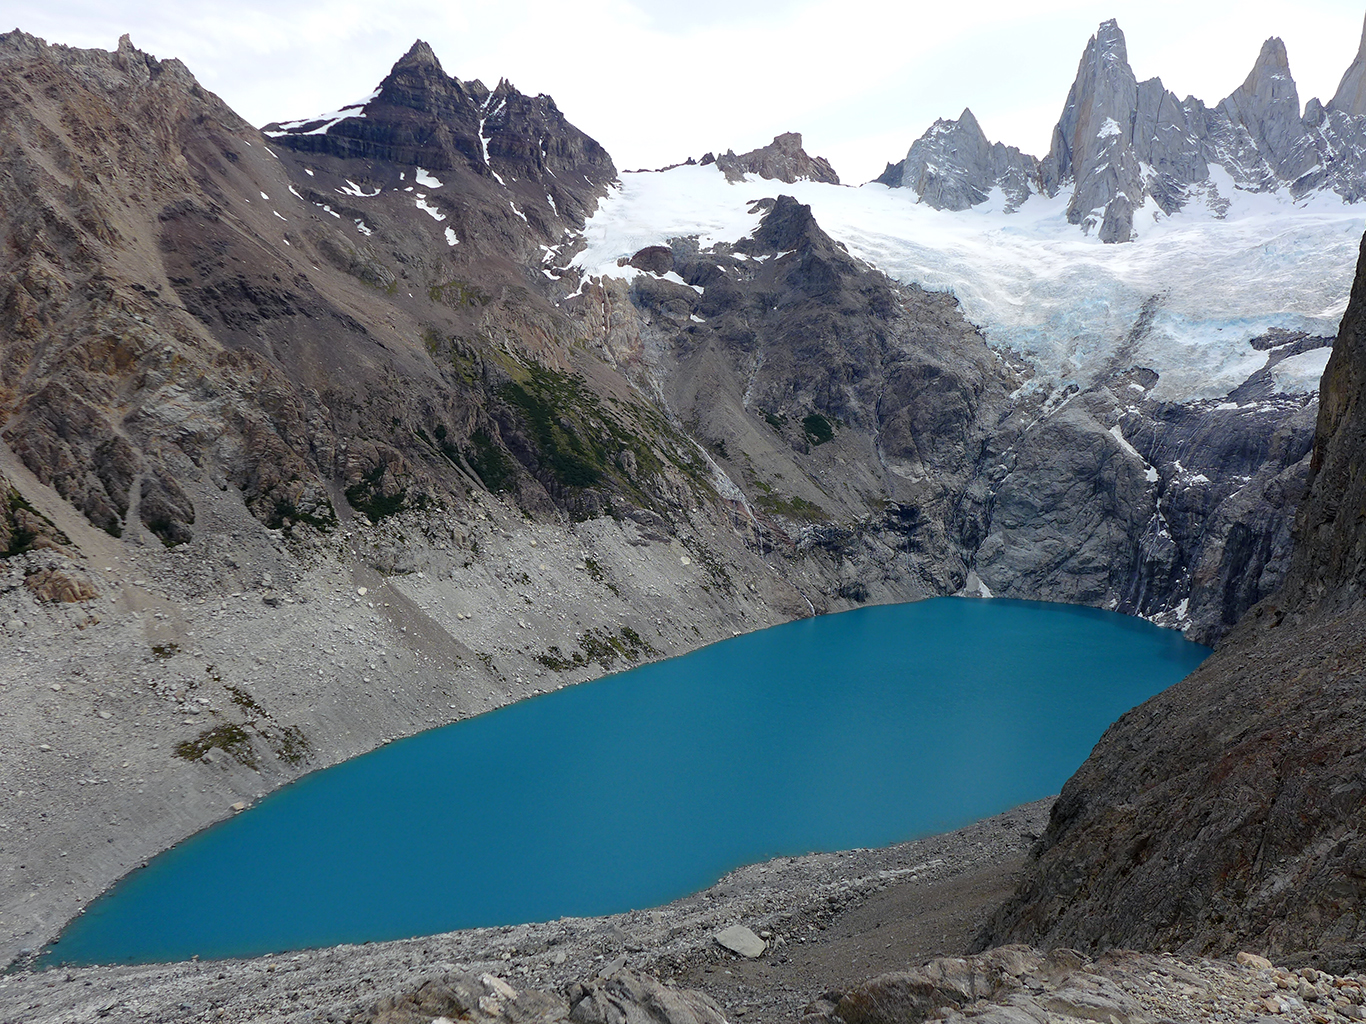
[465,429,513,492]
[756,492,827,521]
[536,626,659,671]
[151,642,180,660]
[495,361,716,510]
[225,684,266,717]
[269,725,310,766]
[3,488,71,558]
[498,367,611,488]
[175,725,257,769]
[429,280,493,309]
[802,413,835,445]
[345,465,409,522]
[582,557,620,596]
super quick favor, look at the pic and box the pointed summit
[1092,18,1128,63]
[265,42,614,209]
[1329,13,1366,116]
[894,107,1039,211]
[1218,37,1310,181]
[395,39,442,72]
[1042,19,1143,240]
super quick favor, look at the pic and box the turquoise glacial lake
[44,598,1209,966]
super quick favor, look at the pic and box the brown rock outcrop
[713,133,840,184]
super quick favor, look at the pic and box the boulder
[713,924,765,957]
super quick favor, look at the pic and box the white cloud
[6,0,1365,183]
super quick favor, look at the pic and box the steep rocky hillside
[978,232,1366,964]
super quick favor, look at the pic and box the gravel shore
[0,802,1051,1024]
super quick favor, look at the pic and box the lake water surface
[44,598,1209,965]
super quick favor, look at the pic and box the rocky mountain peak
[891,105,1042,213]
[1040,18,1143,240]
[749,194,823,251]
[1329,13,1366,116]
[1217,36,1308,180]
[395,38,442,72]
[712,132,840,185]
[879,16,1366,240]
[264,42,614,205]
[1092,17,1128,63]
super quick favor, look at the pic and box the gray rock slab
[713,924,765,957]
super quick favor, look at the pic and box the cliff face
[978,232,1366,963]
[1280,234,1366,614]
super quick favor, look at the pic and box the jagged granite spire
[1217,37,1313,181]
[1329,13,1366,116]
[879,17,1366,242]
[1041,19,1144,242]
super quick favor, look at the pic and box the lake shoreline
[44,598,1204,968]
[0,799,1052,1023]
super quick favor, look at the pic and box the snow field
[573,164,1365,401]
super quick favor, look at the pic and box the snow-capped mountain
[880,17,1366,243]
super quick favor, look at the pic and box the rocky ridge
[708,133,841,185]
[815,947,1366,1024]
[883,17,1366,242]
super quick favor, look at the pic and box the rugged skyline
[881,17,1366,240]
[5,1,1366,182]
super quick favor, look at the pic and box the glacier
[573,163,1362,402]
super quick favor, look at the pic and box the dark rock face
[1281,232,1366,614]
[606,196,1310,640]
[977,230,1366,959]
[978,603,1366,961]
[264,39,615,223]
[615,194,1016,599]
[713,133,840,185]
[885,18,1366,240]
[975,379,1316,643]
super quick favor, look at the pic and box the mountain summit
[263,40,615,213]
[883,19,1366,241]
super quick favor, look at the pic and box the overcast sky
[8,1,1366,182]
